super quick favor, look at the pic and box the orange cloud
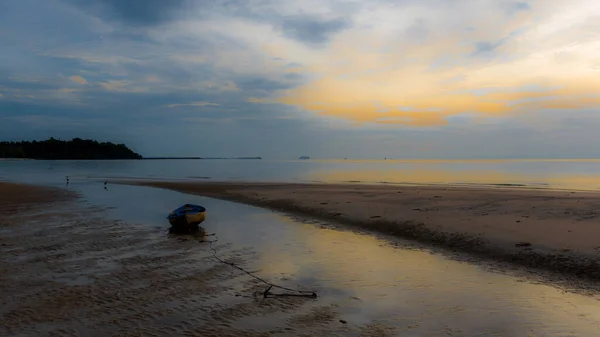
[98,80,151,93]
[70,75,87,85]
[253,0,600,127]
[246,97,264,103]
[100,81,125,91]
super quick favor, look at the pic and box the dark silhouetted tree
[0,138,143,159]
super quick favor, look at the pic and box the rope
[197,233,318,299]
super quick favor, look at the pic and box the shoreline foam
[122,180,600,281]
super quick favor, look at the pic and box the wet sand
[126,181,600,280]
[5,181,600,335]
[0,181,76,214]
[0,182,385,336]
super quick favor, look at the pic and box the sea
[1,158,600,190]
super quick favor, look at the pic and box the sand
[0,182,75,215]
[5,181,600,335]
[1,182,399,336]
[126,181,600,280]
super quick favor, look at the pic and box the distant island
[0,138,143,160]
[298,156,311,160]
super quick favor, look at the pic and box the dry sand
[1,182,397,336]
[127,181,600,280]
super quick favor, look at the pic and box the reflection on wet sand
[254,213,600,336]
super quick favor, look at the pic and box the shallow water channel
[66,181,600,336]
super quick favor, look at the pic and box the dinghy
[167,204,206,230]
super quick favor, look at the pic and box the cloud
[201,81,239,92]
[1,0,599,159]
[70,75,88,84]
[252,0,600,127]
[279,15,350,45]
[67,0,188,27]
[5,114,97,129]
[99,80,127,91]
[164,101,219,108]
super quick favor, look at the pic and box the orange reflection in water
[308,161,600,191]
[253,213,600,335]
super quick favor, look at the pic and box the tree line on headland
[0,138,143,160]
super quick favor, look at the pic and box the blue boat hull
[167,204,207,230]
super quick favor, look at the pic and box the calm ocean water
[2,158,600,190]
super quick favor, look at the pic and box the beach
[0,182,346,336]
[128,181,600,280]
[5,179,600,336]
[0,181,75,214]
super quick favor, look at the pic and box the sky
[0,0,599,159]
